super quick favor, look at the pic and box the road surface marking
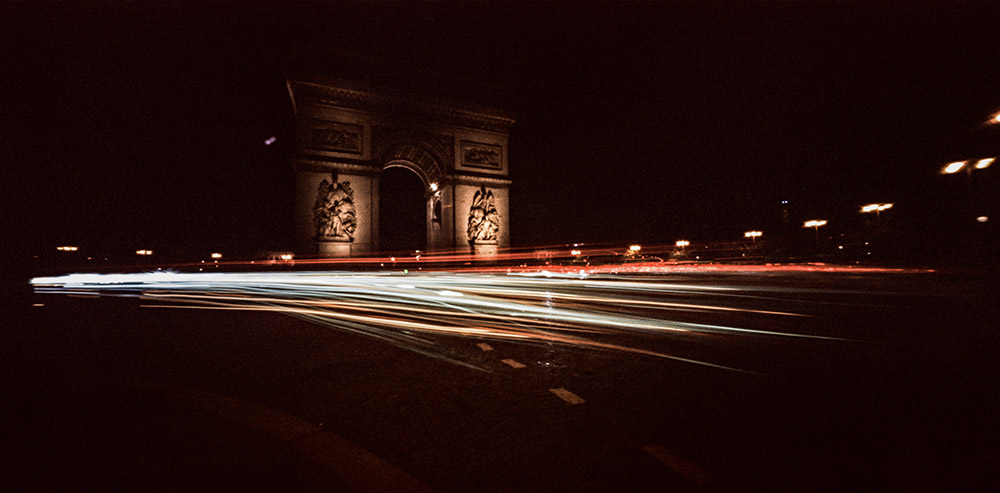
[549,387,586,405]
[476,342,494,351]
[501,359,526,368]
[643,444,711,486]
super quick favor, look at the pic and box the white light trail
[31,270,864,373]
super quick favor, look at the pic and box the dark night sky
[3,2,999,259]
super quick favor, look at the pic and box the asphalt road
[4,270,999,491]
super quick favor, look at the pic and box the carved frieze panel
[313,174,357,241]
[304,120,363,155]
[467,186,500,242]
[461,141,502,170]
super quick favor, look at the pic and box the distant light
[136,249,153,256]
[675,240,690,247]
[629,245,642,252]
[429,182,439,191]
[977,216,989,223]
[994,113,1000,124]
[744,230,763,238]
[56,246,79,252]
[781,200,788,205]
[211,253,222,259]
[861,203,893,213]
[974,158,994,169]
[943,161,967,174]
[570,249,582,256]
[804,220,827,228]
[264,136,277,146]
[279,253,293,261]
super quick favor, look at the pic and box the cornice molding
[288,80,516,134]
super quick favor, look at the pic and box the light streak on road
[32,270,868,373]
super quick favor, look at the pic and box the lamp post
[803,220,827,239]
[675,240,689,255]
[744,230,763,243]
[860,203,893,219]
[942,157,994,222]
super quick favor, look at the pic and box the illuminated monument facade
[287,74,514,257]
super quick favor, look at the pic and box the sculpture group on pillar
[467,186,500,242]
[313,174,357,241]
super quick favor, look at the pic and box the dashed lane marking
[476,343,494,351]
[549,387,586,405]
[501,359,526,368]
[643,444,711,486]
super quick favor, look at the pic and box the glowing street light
[56,246,79,252]
[860,203,893,218]
[211,253,222,259]
[628,244,642,253]
[943,161,967,174]
[743,231,763,242]
[136,249,153,256]
[974,157,994,169]
[804,220,827,239]
[570,249,582,256]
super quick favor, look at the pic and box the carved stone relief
[313,175,357,241]
[467,186,500,242]
[305,121,363,154]
[461,141,502,169]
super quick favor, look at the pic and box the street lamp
[860,203,893,218]
[943,158,994,174]
[56,246,79,252]
[743,230,763,242]
[803,220,827,239]
[136,249,153,256]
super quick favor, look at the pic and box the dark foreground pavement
[3,271,999,491]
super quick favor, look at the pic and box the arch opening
[379,166,427,254]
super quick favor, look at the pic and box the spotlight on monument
[264,136,277,146]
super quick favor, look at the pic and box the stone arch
[288,75,513,257]
[373,134,451,189]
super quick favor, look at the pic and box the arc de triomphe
[287,74,513,257]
